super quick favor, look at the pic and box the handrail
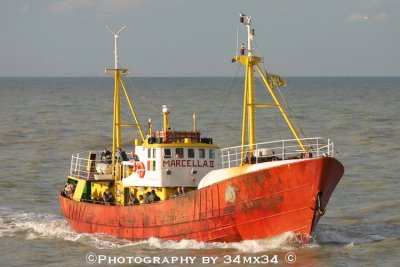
[69,151,138,180]
[69,138,337,178]
[220,137,335,168]
[69,151,117,180]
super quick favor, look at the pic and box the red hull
[59,157,343,242]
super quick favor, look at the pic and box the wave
[359,201,400,214]
[0,210,76,240]
[1,209,316,252]
[3,209,391,252]
[314,225,388,246]
[81,231,316,251]
[141,232,317,253]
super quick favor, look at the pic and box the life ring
[135,162,146,178]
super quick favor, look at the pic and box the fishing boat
[59,15,344,242]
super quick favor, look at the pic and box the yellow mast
[233,14,306,164]
[114,70,122,149]
[246,57,256,149]
[106,26,145,205]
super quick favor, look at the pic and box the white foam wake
[143,232,312,252]
[1,209,316,251]
[0,210,77,240]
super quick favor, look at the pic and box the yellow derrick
[233,55,306,165]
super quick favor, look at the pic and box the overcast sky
[1,0,399,77]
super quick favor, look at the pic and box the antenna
[238,13,254,56]
[106,26,127,69]
[236,26,239,57]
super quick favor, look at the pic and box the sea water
[0,77,399,266]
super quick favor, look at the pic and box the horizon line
[1,75,399,78]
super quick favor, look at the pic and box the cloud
[361,0,383,8]
[347,12,388,22]
[84,12,110,20]
[19,3,31,13]
[97,0,145,13]
[49,0,94,13]
[49,0,144,14]
[347,13,369,22]
[372,12,389,21]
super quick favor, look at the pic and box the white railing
[69,151,114,180]
[70,151,136,180]
[220,137,335,168]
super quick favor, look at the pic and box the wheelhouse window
[209,149,215,159]
[199,148,206,159]
[176,148,184,158]
[188,148,195,158]
[164,148,171,158]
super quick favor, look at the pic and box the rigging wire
[253,75,283,141]
[253,39,309,143]
[125,75,161,114]
[253,38,283,139]
[236,26,239,57]
[207,64,242,131]
[276,87,308,140]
